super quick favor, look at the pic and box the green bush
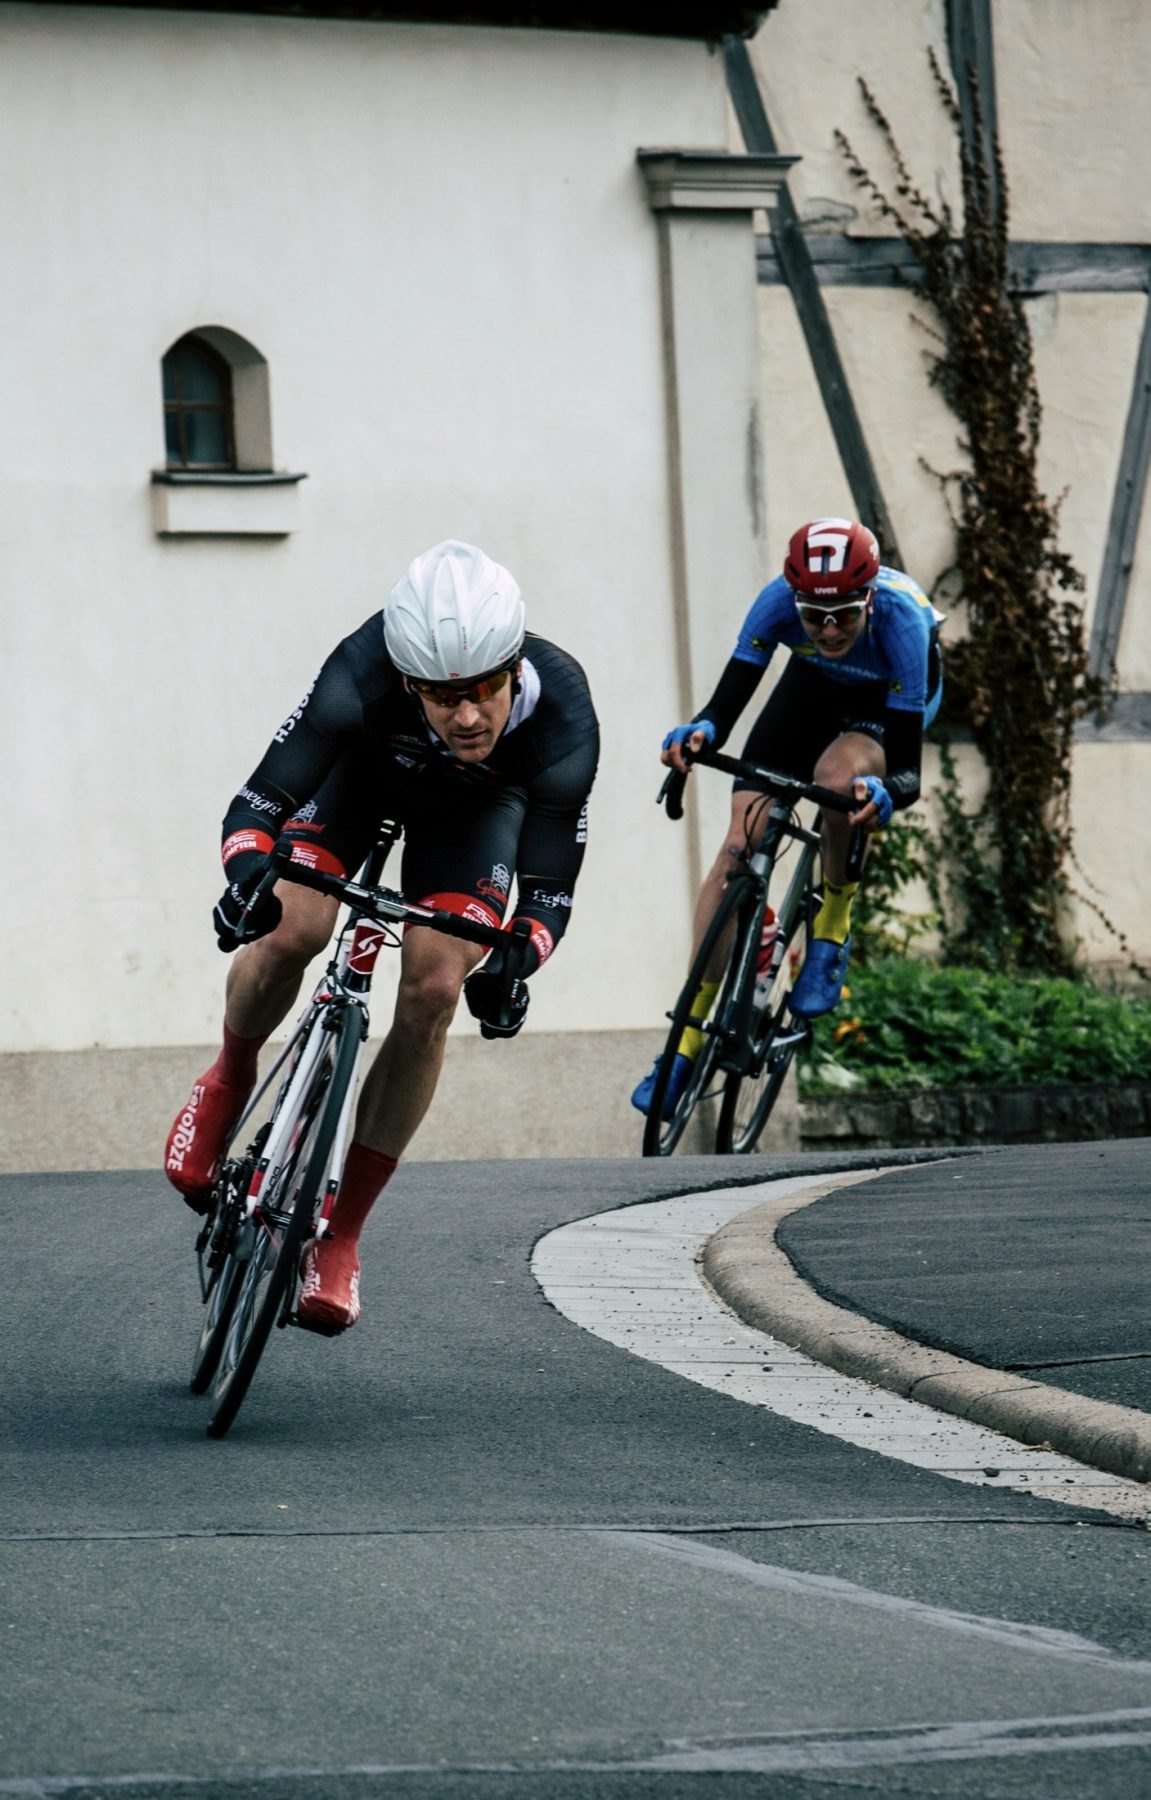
[798,958,1151,1095]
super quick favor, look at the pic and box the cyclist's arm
[874,597,935,812]
[882,707,925,811]
[666,582,788,760]
[694,654,766,749]
[502,736,598,976]
[219,646,363,888]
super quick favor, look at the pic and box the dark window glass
[162,334,235,469]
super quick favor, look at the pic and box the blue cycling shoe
[631,1052,693,1120]
[790,936,851,1019]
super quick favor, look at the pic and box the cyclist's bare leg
[812,731,885,882]
[690,788,774,975]
[223,882,339,1040]
[296,912,484,1332]
[166,882,339,1204]
[353,926,486,1158]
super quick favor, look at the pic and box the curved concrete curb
[702,1169,1151,1491]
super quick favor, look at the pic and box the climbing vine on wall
[836,53,1101,975]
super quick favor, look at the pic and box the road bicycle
[642,749,859,1158]
[189,825,530,1439]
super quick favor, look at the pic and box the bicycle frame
[196,840,396,1307]
[712,797,823,1081]
[192,822,533,1426]
[642,749,859,1157]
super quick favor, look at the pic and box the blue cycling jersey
[733,566,941,714]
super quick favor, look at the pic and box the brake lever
[658,765,690,822]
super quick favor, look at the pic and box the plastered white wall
[0,5,729,1054]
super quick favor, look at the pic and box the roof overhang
[42,1,776,40]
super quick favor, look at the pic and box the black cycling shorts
[735,656,894,790]
[283,752,526,924]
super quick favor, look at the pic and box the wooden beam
[946,0,1002,226]
[723,36,902,563]
[754,236,1151,295]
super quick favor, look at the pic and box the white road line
[5,1712,1151,1792]
[532,1180,1151,1523]
[606,1530,1151,1668]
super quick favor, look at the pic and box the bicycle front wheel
[190,1125,271,1395]
[642,877,760,1157]
[206,1006,363,1439]
[716,847,817,1155]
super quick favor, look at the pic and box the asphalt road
[4,1153,1151,1799]
[779,1140,1151,1411]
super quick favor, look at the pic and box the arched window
[162,333,235,470]
[153,326,302,536]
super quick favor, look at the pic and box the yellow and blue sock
[677,980,719,1060]
[813,880,858,946]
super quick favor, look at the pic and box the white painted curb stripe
[532,1178,1151,1524]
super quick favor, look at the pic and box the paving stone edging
[702,1168,1151,1493]
[799,1080,1151,1152]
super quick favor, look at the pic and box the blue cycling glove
[853,775,893,826]
[661,718,716,756]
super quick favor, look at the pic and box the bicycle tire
[206,1006,362,1439]
[189,1117,274,1394]
[716,849,817,1155]
[190,1243,246,1394]
[642,877,760,1157]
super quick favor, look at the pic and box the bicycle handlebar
[245,841,533,993]
[657,748,858,821]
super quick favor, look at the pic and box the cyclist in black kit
[165,541,599,1333]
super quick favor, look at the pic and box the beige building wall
[746,0,1151,969]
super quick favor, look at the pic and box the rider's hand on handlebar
[849,774,893,831]
[213,874,283,954]
[660,717,716,774]
[463,968,530,1040]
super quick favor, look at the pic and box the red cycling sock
[327,1142,399,1244]
[214,1021,267,1090]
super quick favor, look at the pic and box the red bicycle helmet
[784,518,880,598]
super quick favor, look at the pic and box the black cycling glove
[463,969,530,1040]
[213,876,283,954]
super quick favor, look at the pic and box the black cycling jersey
[220,618,599,974]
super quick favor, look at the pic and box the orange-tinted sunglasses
[406,663,516,709]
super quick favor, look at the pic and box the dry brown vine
[836,53,1103,974]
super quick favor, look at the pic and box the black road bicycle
[189,825,530,1438]
[642,749,859,1158]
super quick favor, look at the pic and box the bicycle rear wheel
[642,877,760,1157]
[716,845,817,1155]
[206,1006,362,1439]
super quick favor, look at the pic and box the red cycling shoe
[164,1072,253,1213]
[297,1236,362,1336]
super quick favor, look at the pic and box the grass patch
[799,958,1151,1095]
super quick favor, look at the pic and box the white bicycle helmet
[384,540,525,682]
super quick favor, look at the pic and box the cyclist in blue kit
[633,517,942,1120]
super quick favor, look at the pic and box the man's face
[408,664,518,762]
[795,591,872,659]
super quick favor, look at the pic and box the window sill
[151,469,307,536]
